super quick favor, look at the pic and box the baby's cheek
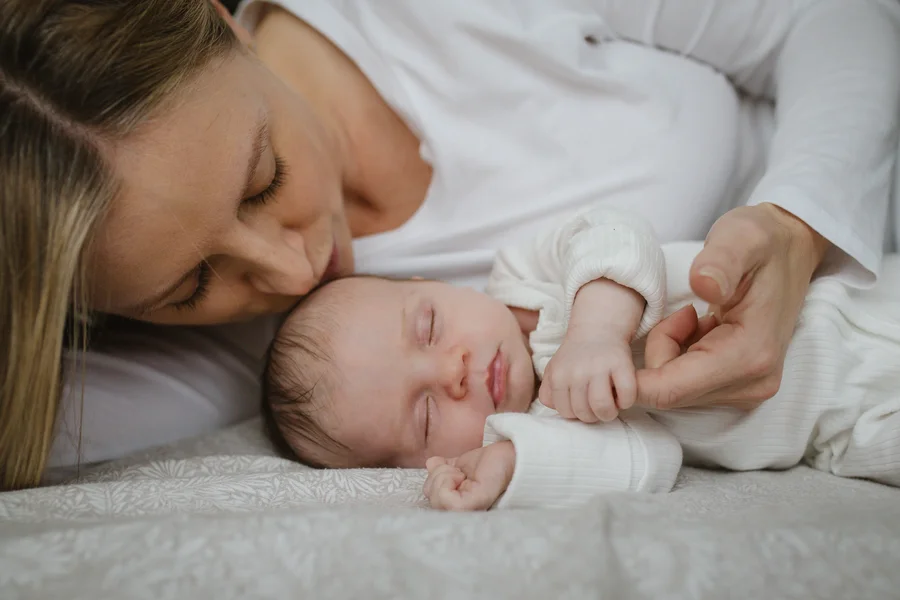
[437,414,487,457]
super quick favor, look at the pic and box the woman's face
[89,52,354,324]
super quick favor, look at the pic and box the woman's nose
[237,227,318,297]
[439,345,469,400]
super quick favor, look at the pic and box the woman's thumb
[691,208,769,305]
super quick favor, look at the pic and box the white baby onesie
[483,208,900,509]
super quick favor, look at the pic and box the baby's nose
[440,346,469,400]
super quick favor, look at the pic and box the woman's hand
[635,203,830,410]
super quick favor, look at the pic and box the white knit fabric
[483,207,900,509]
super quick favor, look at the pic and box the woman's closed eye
[169,156,288,313]
[243,155,287,208]
[171,261,212,312]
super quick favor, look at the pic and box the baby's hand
[423,441,516,511]
[539,334,636,423]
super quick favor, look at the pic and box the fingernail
[703,310,721,325]
[698,267,729,297]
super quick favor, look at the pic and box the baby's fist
[423,441,516,511]
[539,337,636,423]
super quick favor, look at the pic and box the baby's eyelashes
[416,305,438,346]
[424,395,435,441]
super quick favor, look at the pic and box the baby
[263,208,900,510]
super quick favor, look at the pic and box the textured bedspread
[1,419,899,600]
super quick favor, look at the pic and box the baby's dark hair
[261,278,349,469]
[262,274,403,469]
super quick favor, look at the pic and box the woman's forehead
[89,56,267,313]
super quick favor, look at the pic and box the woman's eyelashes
[172,262,212,312]
[243,155,287,208]
[169,155,288,314]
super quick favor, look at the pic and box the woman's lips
[487,349,507,409]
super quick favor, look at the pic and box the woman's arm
[594,0,900,282]
[586,0,900,410]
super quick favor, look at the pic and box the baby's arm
[488,207,670,423]
[425,408,682,511]
[541,278,646,422]
[568,278,645,342]
[488,207,669,340]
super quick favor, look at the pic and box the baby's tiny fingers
[426,456,448,472]
[570,383,599,424]
[430,466,464,497]
[439,482,492,512]
[433,486,468,511]
[538,379,554,408]
[613,367,637,411]
[589,377,618,422]
[424,463,458,499]
[552,385,575,419]
[430,471,467,510]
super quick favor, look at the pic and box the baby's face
[320,277,535,468]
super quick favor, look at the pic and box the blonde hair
[0,0,238,490]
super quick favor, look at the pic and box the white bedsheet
[2,418,899,600]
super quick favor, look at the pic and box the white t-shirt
[48,0,900,473]
[239,0,900,289]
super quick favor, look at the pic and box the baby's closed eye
[417,304,437,346]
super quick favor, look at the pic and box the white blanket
[2,418,899,600]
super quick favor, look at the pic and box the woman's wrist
[761,203,831,279]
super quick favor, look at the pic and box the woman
[1,0,897,490]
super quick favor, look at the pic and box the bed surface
[2,418,899,600]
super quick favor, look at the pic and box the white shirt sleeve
[484,405,682,509]
[589,0,900,285]
[488,207,668,341]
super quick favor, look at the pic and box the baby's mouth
[486,348,507,410]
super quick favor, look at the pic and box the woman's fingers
[690,207,771,306]
[636,204,828,412]
[643,305,699,369]
[635,322,748,410]
[690,313,719,346]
